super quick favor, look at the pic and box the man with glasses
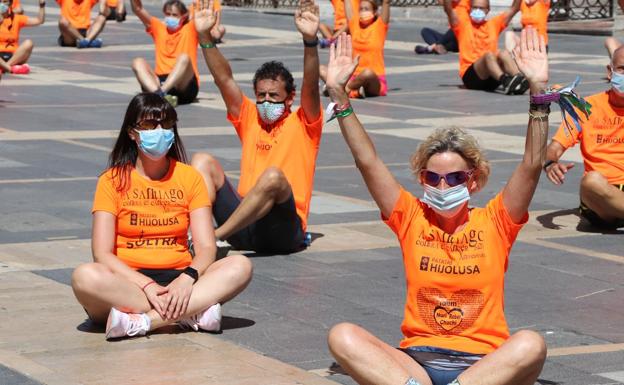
[543,46,624,229]
[190,0,322,254]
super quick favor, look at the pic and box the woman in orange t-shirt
[323,30,548,385]
[71,93,252,340]
[505,0,550,52]
[0,0,45,75]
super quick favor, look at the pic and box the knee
[257,167,288,193]
[327,322,362,358]
[191,152,222,178]
[581,171,608,193]
[71,263,111,294]
[484,52,496,62]
[58,17,70,28]
[509,330,547,367]
[22,39,34,50]
[225,254,253,285]
[359,68,376,79]
[132,57,147,71]
[177,53,190,67]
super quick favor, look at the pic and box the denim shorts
[399,346,483,385]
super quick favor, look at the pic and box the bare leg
[458,330,546,385]
[132,57,161,93]
[319,23,333,39]
[160,53,195,94]
[71,254,252,329]
[85,14,107,41]
[605,36,622,59]
[191,152,226,203]
[58,17,84,46]
[215,167,292,241]
[346,68,381,96]
[580,171,624,222]
[497,49,520,75]
[0,58,10,73]
[473,52,504,80]
[328,322,433,385]
[7,40,34,65]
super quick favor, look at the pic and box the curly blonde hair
[410,127,490,190]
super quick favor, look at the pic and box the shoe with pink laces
[10,64,30,75]
[105,307,151,340]
[178,303,222,332]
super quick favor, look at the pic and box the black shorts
[58,28,87,47]
[400,346,483,385]
[0,52,13,62]
[138,268,184,286]
[213,177,305,253]
[157,74,199,104]
[106,8,126,21]
[462,63,500,91]
[579,183,624,229]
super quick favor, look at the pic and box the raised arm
[502,27,549,222]
[130,0,152,28]
[25,0,46,26]
[442,0,459,27]
[344,0,354,22]
[295,0,321,121]
[326,33,401,218]
[195,0,243,118]
[380,0,390,24]
[503,0,522,26]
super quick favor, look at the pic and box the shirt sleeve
[17,14,28,28]
[296,106,323,143]
[552,115,581,149]
[92,172,119,215]
[452,6,470,36]
[187,168,212,212]
[486,192,527,252]
[383,188,422,241]
[494,13,508,32]
[227,95,254,142]
[147,16,159,36]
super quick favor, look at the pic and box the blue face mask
[256,100,286,125]
[422,183,470,217]
[164,16,180,30]
[0,3,9,14]
[610,70,624,94]
[470,8,487,23]
[137,128,175,160]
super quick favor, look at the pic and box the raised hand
[294,0,319,41]
[326,33,359,98]
[513,26,548,92]
[194,0,218,39]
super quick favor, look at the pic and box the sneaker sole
[105,309,122,340]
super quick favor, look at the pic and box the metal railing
[225,0,614,20]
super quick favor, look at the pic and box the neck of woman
[135,155,171,181]
[435,206,470,234]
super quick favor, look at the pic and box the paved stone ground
[1,2,623,384]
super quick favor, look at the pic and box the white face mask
[0,3,9,14]
[610,69,624,95]
[470,8,487,23]
[422,183,471,217]
[256,100,286,125]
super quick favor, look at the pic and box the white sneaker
[216,239,231,259]
[105,308,150,340]
[178,303,222,332]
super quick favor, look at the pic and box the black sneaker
[502,74,523,95]
[414,45,431,54]
[513,75,530,95]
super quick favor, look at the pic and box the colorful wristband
[141,280,156,291]
[530,93,559,105]
[200,42,216,49]
[335,106,354,118]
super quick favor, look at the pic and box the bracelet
[529,103,550,113]
[336,105,354,118]
[530,93,559,105]
[200,41,216,49]
[39,2,45,6]
[303,38,319,47]
[141,280,156,291]
[333,102,351,113]
[528,110,549,120]
[543,159,555,172]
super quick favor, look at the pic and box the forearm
[522,83,549,171]
[38,5,45,24]
[380,0,390,24]
[94,251,151,287]
[199,36,238,97]
[301,44,321,118]
[189,245,216,275]
[442,0,457,25]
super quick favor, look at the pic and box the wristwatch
[182,266,199,283]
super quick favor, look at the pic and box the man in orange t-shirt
[57,0,109,48]
[544,47,624,229]
[105,0,125,22]
[191,0,322,253]
[0,0,45,75]
[415,0,468,55]
[130,0,205,106]
[444,0,526,95]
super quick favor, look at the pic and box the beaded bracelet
[200,42,216,49]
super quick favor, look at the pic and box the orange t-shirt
[331,0,346,30]
[349,16,388,77]
[521,0,550,45]
[106,0,118,8]
[148,16,200,83]
[552,91,624,185]
[57,0,98,29]
[92,160,211,270]
[187,0,221,16]
[452,8,508,78]
[384,188,527,354]
[0,14,27,53]
[227,96,323,231]
[11,0,21,11]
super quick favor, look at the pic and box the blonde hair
[410,127,490,189]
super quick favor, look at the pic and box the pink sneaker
[178,303,222,332]
[10,64,30,75]
[105,307,150,340]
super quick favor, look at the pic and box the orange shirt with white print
[384,188,527,354]
[92,160,211,270]
[552,91,624,184]
[148,16,200,84]
[57,0,98,29]
[0,14,27,53]
[521,0,550,45]
[227,96,323,231]
[348,15,388,77]
[452,7,508,78]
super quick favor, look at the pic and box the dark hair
[253,61,296,95]
[360,0,378,12]
[108,92,187,192]
[162,0,188,15]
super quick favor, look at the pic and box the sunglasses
[420,169,474,187]
[133,118,176,131]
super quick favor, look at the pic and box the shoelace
[125,314,148,336]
